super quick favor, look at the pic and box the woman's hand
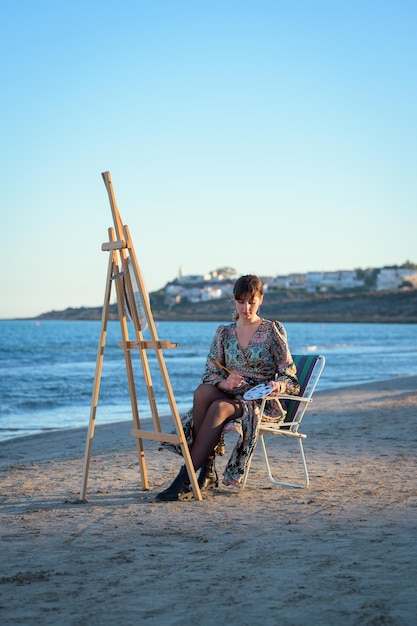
[268,380,286,396]
[218,374,246,391]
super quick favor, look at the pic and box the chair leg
[260,435,309,489]
[239,452,255,490]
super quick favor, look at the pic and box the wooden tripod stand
[80,171,202,502]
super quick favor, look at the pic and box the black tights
[190,383,243,471]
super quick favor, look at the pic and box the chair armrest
[265,394,312,404]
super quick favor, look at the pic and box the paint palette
[243,383,274,400]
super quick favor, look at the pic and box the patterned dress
[166,318,300,486]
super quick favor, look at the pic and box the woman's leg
[156,385,242,501]
[190,387,243,471]
[192,383,226,433]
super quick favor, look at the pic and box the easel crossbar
[120,340,178,350]
[131,429,183,444]
[102,240,127,251]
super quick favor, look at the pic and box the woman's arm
[201,325,228,386]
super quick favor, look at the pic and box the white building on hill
[376,268,417,291]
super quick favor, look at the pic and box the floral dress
[165,319,300,486]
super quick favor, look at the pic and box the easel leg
[79,252,114,502]
[114,271,149,491]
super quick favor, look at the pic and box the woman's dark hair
[233,274,264,300]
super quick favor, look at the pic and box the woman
[156,274,300,501]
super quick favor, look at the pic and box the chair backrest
[283,354,325,428]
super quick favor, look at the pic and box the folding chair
[241,354,325,489]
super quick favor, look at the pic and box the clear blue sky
[1,0,416,318]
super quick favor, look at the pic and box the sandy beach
[1,376,416,626]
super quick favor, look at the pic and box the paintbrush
[213,360,247,384]
[212,359,234,375]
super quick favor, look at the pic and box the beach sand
[1,376,416,626]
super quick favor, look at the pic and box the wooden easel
[80,171,202,501]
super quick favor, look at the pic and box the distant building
[201,287,224,301]
[271,275,292,289]
[164,264,416,306]
[177,273,211,285]
[306,270,364,292]
[288,273,306,289]
[376,268,417,291]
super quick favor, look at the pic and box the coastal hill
[37,288,417,323]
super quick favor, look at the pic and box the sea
[0,319,416,443]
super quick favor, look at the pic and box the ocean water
[0,320,416,442]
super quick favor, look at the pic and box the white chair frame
[241,354,326,489]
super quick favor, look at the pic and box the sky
[1,0,416,318]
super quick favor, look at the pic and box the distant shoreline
[4,313,417,324]
[15,288,417,324]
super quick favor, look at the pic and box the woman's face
[234,291,263,321]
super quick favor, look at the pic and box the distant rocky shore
[35,289,417,323]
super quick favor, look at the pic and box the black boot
[155,466,194,502]
[198,456,219,491]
